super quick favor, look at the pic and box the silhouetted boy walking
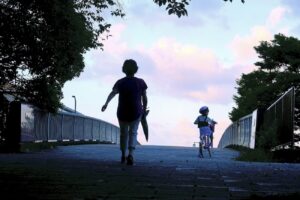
[102,59,148,165]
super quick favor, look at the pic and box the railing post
[73,116,75,141]
[83,118,85,141]
[105,123,107,141]
[61,114,64,141]
[47,113,50,141]
[116,127,118,144]
[291,87,295,149]
[91,120,94,141]
[111,125,113,143]
[99,121,102,141]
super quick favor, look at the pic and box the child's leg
[198,135,204,157]
[128,117,140,157]
[119,120,129,158]
[204,135,210,148]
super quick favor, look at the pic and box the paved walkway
[0,144,300,199]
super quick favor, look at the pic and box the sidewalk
[0,144,300,199]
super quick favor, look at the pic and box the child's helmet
[199,106,209,115]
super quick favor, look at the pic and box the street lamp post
[72,95,77,113]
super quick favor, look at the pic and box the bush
[256,120,279,149]
[227,145,300,163]
[227,145,274,162]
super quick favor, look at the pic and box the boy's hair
[122,59,138,76]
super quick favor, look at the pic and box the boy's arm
[207,117,217,125]
[194,117,199,124]
[101,90,118,112]
[142,90,148,112]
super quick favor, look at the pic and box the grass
[226,145,300,163]
[227,145,274,162]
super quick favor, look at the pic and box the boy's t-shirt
[194,115,213,136]
[113,76,147,122]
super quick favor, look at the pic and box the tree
[230,34,300,123]
[230,70,274,121]
[155,0,244,17]
[0,0,126,111]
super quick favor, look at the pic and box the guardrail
[218,87,297,149]
[20,103,120,144]
[258,87,295,150]
[1,101,119,152]
[218,110,257,149]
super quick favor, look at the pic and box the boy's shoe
[126,155,134,166]
[121,156,126,164]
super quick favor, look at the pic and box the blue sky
[62,0,300,147]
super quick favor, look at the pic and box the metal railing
[21,103,120,144]
[258,87,295,149]
[218,110,257,149]
[218,87,296,149]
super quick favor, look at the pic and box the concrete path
[0,144,300,199]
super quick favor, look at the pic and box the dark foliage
[0,0,126,112]
[230,34,300,124]
[154,0,245,17]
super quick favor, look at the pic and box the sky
[61,0,300,147]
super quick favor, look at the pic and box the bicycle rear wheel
[204,135,212,158]
[198,142,204,158]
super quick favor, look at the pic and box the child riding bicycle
[194,106,217,157]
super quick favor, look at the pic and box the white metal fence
[218,110,257,149]
[21,103,120,144]
[218,87,296,149]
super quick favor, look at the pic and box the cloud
[101,24,128,55]
[84,25,239,105]
[267,6,290,28]
[274,0,300,39]
[80,23,130,81]
[281,0,300,36]
[147,38,219,81]
[187,84,235,104]
[229,26,273,62]
[283,0,300,17]
[141,37,238,104]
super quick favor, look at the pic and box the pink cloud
[148,38,219,78]
[80,23,130,80]
[85,28,241,105]
[101,23,128,55]
[186,84,235,104]
[267,6,290,28]
[140,38,237,104]
[230,26,273,62]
